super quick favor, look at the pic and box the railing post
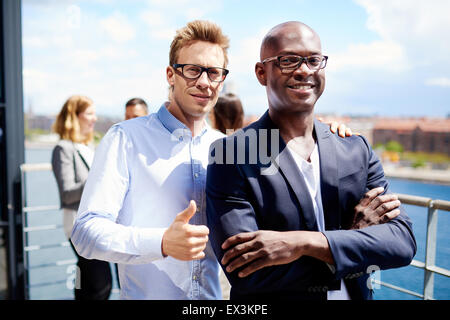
[423,201,438,300]
[20,166,29,299]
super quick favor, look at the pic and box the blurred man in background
[125,97,148,120]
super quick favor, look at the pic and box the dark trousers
[69,241,112,300]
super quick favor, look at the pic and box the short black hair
[125,98,148,111]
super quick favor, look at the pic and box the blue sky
[22,0,450,118]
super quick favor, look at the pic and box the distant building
[373,118,450,155]
[24,112,121,135]
[25,114,54,131]
[94,116,121,134]
[314,114,376,145]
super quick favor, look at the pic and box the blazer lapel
[259,112,318,231]
[314,119,340,230]
[278,148,319,231]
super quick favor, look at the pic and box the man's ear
[167,66,175,87]
[255,62,267,86]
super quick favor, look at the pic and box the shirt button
[193,275,197,281]
[178,136,183,141]
[194,173,199,178]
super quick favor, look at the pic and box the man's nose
[292,60,313,77]
[195,71,211,88]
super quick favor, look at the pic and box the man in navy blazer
[206,21,416,300]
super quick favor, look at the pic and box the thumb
[176,200,197,223]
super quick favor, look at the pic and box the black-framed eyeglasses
[172,64,229,82]
[262,54,328,72]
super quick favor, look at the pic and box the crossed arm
[220,187,401,278]
[206,143,416,291]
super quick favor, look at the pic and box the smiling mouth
[191,94,211,106]
[191,94,210,99]
[287,84,314,90]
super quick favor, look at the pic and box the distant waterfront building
[373,118,450,156]
[25,112,121,135]
[314,114,376,145]
[25,114,54,131]
[94,116,121,134]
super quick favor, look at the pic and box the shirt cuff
[137,227,167,259]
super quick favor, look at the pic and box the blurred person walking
[51,95,113,300]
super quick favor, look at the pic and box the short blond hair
[52,95,94,144]
[169,20,230,67]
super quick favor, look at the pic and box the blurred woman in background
[51,95,112,300]
[210,93,244,135]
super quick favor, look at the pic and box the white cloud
[23,64,169,117]
[23,36,48,48]
[355,0,450,62]
[99,11,136,43]
[425,77,450,88]
[328,0,450,73]
[23,68,54,92]
[51,35,74,48]
[327,40,408,73]
[139,9,176,41]
[148,0,221,9]
[185,8,207,20]
[140,0,223,41]
[140,10,165,26]
[228,29,267,76]
[146,0,223,20]
[327,0,450,77]
[70,49,101,65]
[149,27,177,41]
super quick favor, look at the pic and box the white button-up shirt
[71,103,224,300]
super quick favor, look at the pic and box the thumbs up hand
[161,200,210,261]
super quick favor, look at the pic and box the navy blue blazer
[206,111,416,300]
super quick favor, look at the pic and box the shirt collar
[157,102,209,139]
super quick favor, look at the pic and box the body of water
[23,147,450,300]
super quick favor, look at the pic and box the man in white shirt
[71,20,229,299]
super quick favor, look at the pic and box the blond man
[71,20,229,299]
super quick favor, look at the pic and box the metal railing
[20,163,75,300]
[19,163,120,299]
[374,193,450,300]
[19,163,449,300]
